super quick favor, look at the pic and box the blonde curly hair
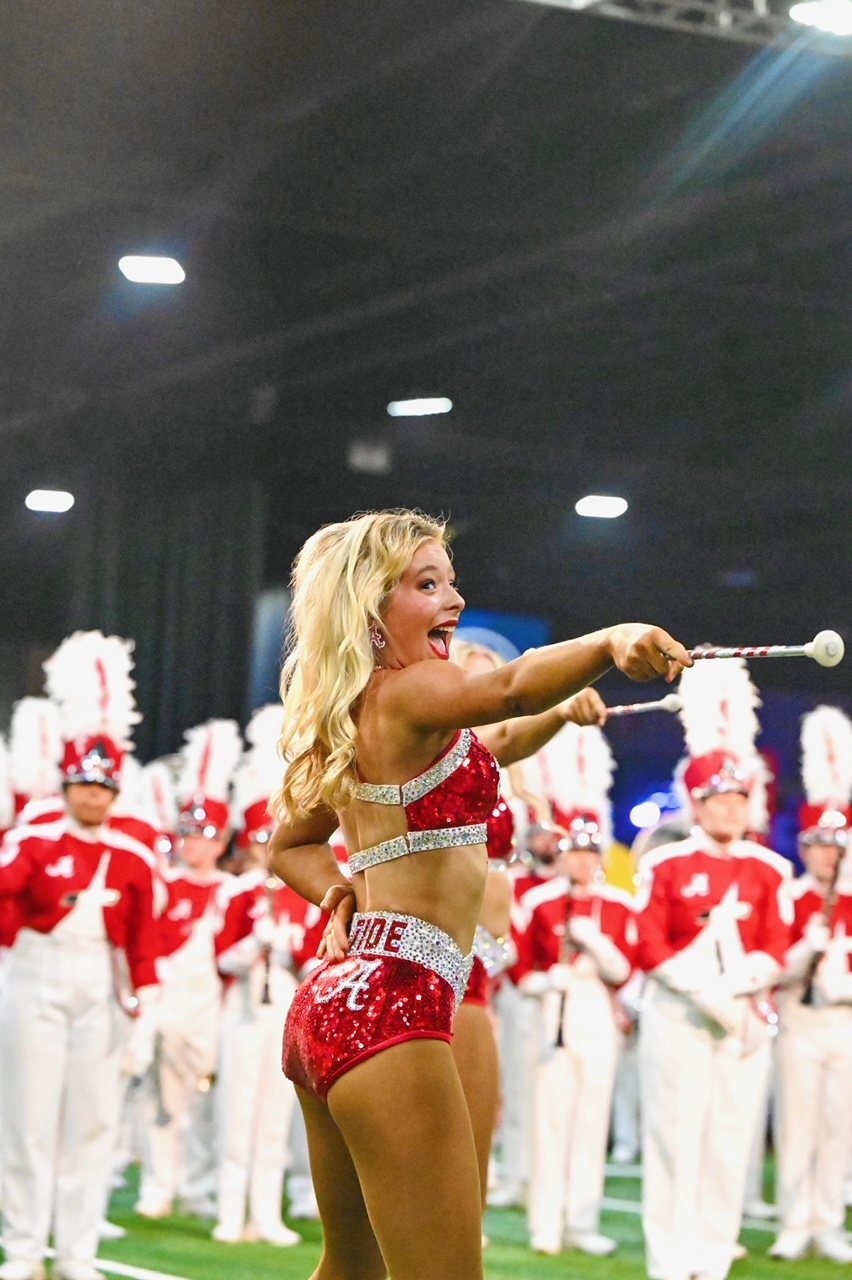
[272,509,447,821]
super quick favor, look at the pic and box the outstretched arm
[476,687,607,765]
[380,624,691,735]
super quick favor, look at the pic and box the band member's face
[802,840,841,885]
[695,791,749,844]
[64,782,116,827]
[247,838,272,868]
[561,848,599,887]
[527,831,561,875]
[379,540,464,668]
[178,833,228,871]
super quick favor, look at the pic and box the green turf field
[95,1166,848,1280]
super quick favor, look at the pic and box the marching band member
[514,722,634,1257]
[134,719,240,1220]
[609,818,692,1169]
[771,706,852,1262]
[491,821,565,1210]
[637,657,791,1280]
[449,637,608,1219]
[212,705,323,1246]
[0,632,159,1280]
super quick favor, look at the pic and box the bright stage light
[25,490,75,513]
[790,0,852,31]
[575,494,628,519]
[118,256,186,284]
[629,800,661,828]
[387,397,452,417]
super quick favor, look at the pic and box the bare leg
[452,1003,500,1211]
[328,1040,484,1280]
[296,1086,386,1280]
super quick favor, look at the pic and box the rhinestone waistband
[348,912,473,1005]
[473,923,513,978]
[347,822,487,876]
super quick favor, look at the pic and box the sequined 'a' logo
[315,958,382,1011]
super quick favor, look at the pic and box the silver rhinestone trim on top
[349,911,473,1005]
[348,836,410,876]
[353,729,472,807]
[347,823,487,875]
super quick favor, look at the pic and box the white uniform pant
[528,980,618,1250]
[774,998,852,1241]
[137,965,221,1211]
[494,981,538,1194]
[0,929,124,1264]
[215,972,298,1233]
[639,983,771,1280]
[611,1025,641,1158]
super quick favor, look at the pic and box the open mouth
[428,627,453,659]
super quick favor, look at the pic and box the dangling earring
[594,864,606,885]
[369,624,386,650]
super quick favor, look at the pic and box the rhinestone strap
[349,911,473,1005]
[347,822,487,875]
[354,729,472,807]
[473,923,513,978]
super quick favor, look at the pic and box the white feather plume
[43,631,141,746]
[110,753,144,815]
[746,751,772,835]
[9,698,63,798]
[538,722,616,847]
[178,720,242,803]
[677,656,761,760]
[801,705,852,807]
[233,705,285,818]
[138,760,179,832]
[0,735,13,829]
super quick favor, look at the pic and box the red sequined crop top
[348,728,500,876]
[487,796,516,868]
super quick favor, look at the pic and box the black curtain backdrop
[70,476,266,760]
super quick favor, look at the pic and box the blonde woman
[450,638,607,1218]
[268,508,689,1280]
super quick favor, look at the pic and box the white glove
[566,915,599,948]
[725,951,780,997]
[548,962,573,993]
[690,976,742,1036]
[253,916,276,948]
[815,940,852,1004]
[804,920,830,954]
[121,987,160,1080]
[517,970,553,997]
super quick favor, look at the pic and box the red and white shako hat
[232,704,284,849]
[799,705,852,847]
[176,719,242,839]
[8,697,63,816]
[675,653,765,817]
[536,720,615,853]
[43,631,141,792]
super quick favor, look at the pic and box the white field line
[601,1197,777,1236]
[32,1248,191,1280]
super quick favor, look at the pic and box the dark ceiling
[2,0,851,697]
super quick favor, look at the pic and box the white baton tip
[660,694,682,713]
[805,630,845,667]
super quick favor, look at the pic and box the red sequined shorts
[462,955,489,1006]
[283,912,473,1101]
